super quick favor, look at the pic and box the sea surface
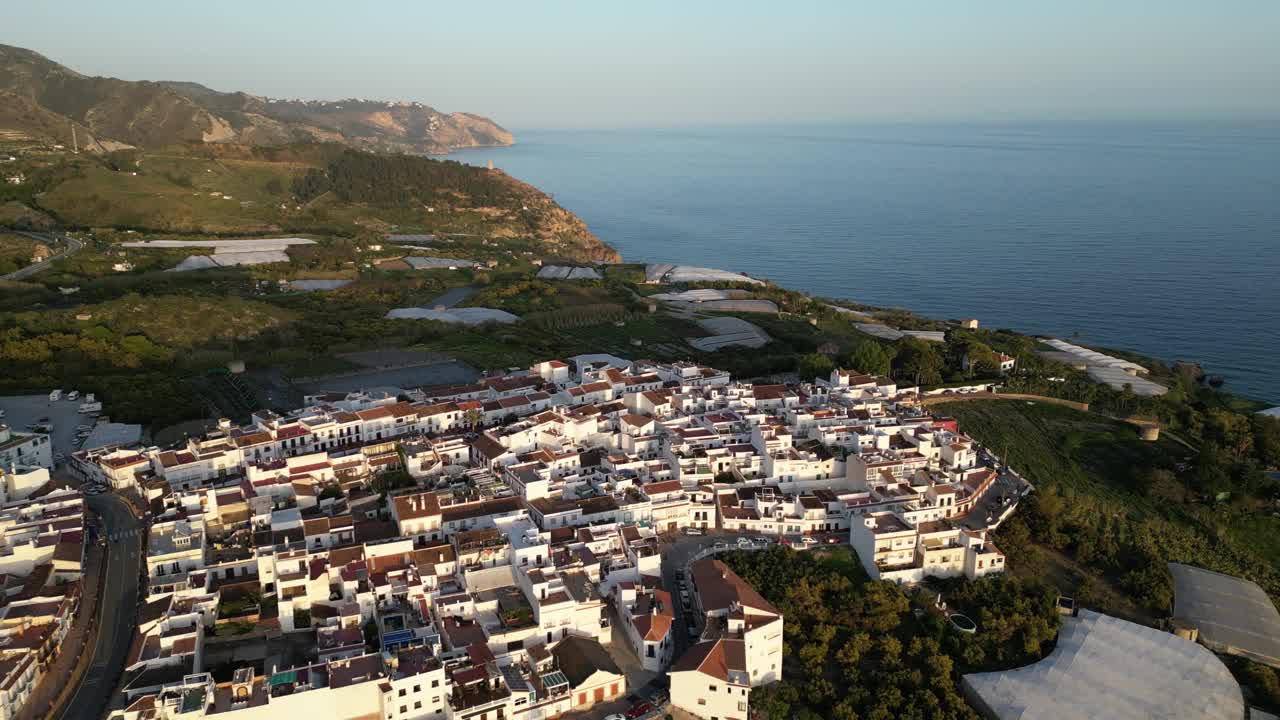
[450,122,1280,403]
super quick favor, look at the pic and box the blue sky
[7,1,1279,128]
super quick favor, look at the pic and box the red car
[627,702,654,719]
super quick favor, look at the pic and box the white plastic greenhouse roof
[1170,563,1280,668]
[962,610,1243,720]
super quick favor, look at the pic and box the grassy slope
[23,294,297,348]
[37,156,300,233]
[0,231,44,274]
[935,400,1185,506]
[937,400,1280,595]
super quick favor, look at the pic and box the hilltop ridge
[0,43,513,154]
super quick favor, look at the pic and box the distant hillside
[0,44,513,154]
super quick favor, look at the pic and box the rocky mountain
[0,43,513,154]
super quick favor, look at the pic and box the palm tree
[464,407,484,431]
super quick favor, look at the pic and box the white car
[799,536,818,546]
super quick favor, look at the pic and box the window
[432,680,439,688]
[413,685,420,693]
[399,689,406,697]
[697,699,707,706]
[414,702,422,709]
[709,685,717,692]
[399,707,406,714]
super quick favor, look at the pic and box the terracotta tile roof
[690,558,779,616]
[393,492,441,520]
[671,638,747,682]
[355,407,393,421]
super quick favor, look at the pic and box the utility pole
[71,122,79,154]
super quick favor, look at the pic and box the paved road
[55,493,143,720]
[2,231,83,281]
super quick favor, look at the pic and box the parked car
[626,703,653,719]
[604,715,627,720]
[67,391,79,401]
[825,535,841,544]
[682,527,703,536]
[799,536,818,546]
[737,537,753,548]
[753,536,770,545]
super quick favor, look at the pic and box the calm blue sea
[450,122,1280,403]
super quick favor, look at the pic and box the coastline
[447,124,1279,403]
[603,255,1274,407]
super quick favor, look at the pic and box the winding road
[2,231,84,281]
[55,493,144,720]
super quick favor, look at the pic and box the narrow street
[54,493,144,720]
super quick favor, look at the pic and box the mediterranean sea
[450,122,1280,403]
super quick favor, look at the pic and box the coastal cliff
[492,172,620,262]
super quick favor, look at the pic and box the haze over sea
[452,122,1280,403]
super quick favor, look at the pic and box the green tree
[847,340,893,376]
[893,338,945,386]
[798,352,835,382]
